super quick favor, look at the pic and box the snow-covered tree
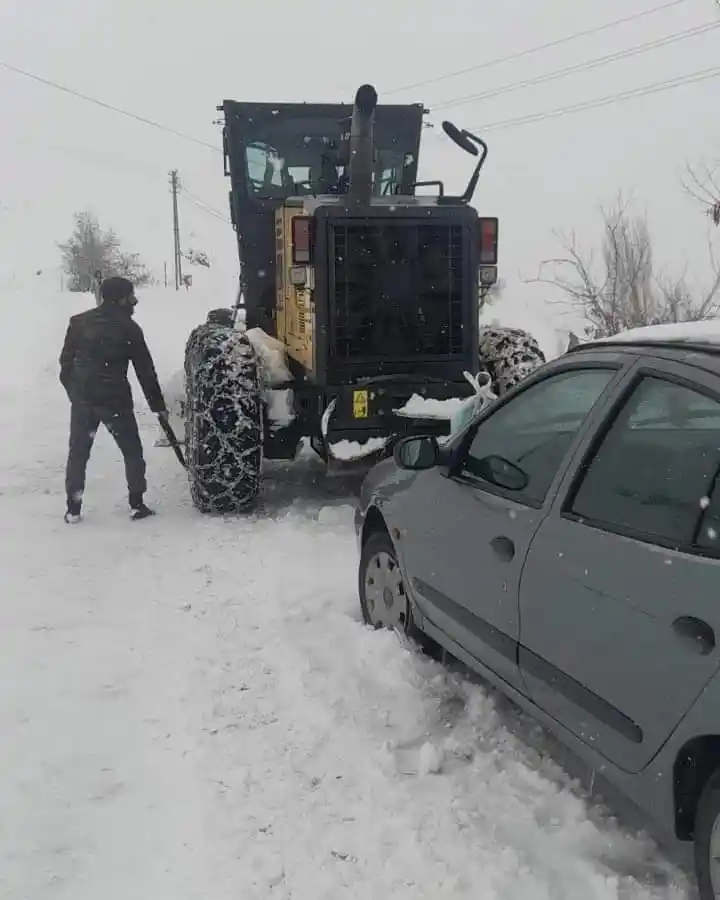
[184,248,211,268]
[59,212,152,292]
[113,250,153,287]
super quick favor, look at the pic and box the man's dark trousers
[66,403,146,511]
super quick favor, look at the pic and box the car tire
[359,530,430,650]
[694,770,720,899]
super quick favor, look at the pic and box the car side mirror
[393,435,440,471]
[474,455,529,491]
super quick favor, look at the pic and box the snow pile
[595,318,720,345]
[245,326,295,430]
[329,437,389,460]
[397,373,498,438]
[395,394,464,419]
[321,399,390,462]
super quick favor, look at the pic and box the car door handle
[672,616,716,656]
[490,535,515,562]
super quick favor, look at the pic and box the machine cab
[221,98,425,209]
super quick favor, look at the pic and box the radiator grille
[330,221,465,360]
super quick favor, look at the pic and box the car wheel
[359,531,412,632]
[694,771,720,899]
[359,530,442,660]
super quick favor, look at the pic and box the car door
[518,360,720,774]
[397,364,620,691]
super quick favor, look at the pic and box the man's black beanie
[101,276,134,304]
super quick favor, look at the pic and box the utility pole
[169,169,183,290]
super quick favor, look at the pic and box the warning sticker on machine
[352,389,369,418]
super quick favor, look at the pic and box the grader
[182,84,544,512]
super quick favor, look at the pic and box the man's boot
[129,492,155,521]
[64,493,82,524]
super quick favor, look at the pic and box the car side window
[462,368,616,505]
[570,376,720,550]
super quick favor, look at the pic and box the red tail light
[291,216,313,264]
[479,217,498,265]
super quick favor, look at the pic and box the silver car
[355,324,720,899]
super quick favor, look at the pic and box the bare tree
[691,0,720,225]
[526,194,720,339]
[683,159,720,227]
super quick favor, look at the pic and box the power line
[432,19,720,112]
[182,191,230,223]
[8,111,229,225]
[457,63,720,134]
[381,0,696,96]
[0,60,221,153]
[183,189,227,216]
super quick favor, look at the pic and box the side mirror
[442,121,478,156]
[393,435,440,471]
[474,455,528,491]
[439,122,488,205]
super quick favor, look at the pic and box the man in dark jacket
[59,276,168,523]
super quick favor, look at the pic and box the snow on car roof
[594,319,720,346]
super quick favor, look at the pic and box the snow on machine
[182,83,544,512]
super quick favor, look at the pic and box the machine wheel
[479,325,546,396]
[184,321,263,513]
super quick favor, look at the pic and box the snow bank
[395,394,464,420]
[595,318,720,345]
[329,437,389,460]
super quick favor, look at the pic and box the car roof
[566,320,720,378]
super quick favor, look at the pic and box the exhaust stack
[347,84,378,206]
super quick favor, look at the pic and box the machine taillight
[292,217,313,264]
[479,217,498,265]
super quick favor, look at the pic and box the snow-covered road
[0,287,692,899]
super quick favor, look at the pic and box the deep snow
[0,283,693,899]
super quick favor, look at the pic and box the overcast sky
[0,0,718,299]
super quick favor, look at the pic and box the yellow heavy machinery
[182,84,543,512]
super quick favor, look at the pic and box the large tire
[479,325,546,396]
[184,322,263,513]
